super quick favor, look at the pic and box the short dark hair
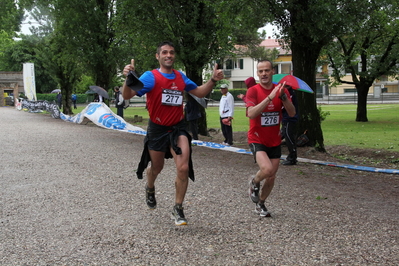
[257,59,273,68]
[114,86,119,91]
[157,41,175,54]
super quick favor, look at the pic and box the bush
[36,93,88,104]
[318,106,330,122]
[36,93,57,102]
[76,75,95,94]
[209,88,247,101]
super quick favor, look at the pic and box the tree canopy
[258,0,382,151]
[0,0,24,35]
[14,0,268,116]
[117,0,268,84]
[323,0,399,121]
[0,34,58,93]
[116,0,269,134]
[0,0,25,71]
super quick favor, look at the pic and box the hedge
[36,93,88,104]
[209,88,247,101]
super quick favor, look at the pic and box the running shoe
[248,178,260,203]
[282,159,297,165]
[255,202,272,217]
[171,205,187,226]
[145,185,156,209]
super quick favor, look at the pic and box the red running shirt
[147,69,186,126]
[245,83,291,147]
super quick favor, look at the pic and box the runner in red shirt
[122,41,224,225]
[246,60,296,217]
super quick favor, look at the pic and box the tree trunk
[356,85,369,122]
[297,92,324,149]
[63,90,73,115]
[290,41,325,152]
[59,82,73,115]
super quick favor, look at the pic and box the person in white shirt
[219,84,234,145]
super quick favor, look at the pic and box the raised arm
[247,84,283,119]
[279,87,296,117]
[189,64,224,98]
[122,59,138,100]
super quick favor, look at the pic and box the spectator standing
[281,85,299,165]
[219,84,234,146]
[71,93,77,109]
[237,77,257,103]
[114,86,124,118]
[56,92,62,109]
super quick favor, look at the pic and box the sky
[19,12,39,35]
[258,24,279,38]
[20,22,34,35]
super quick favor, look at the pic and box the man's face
[257,61,274,86]
[156,45,175,68]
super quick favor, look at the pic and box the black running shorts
[249,143,281,162]
[146,120,189,153]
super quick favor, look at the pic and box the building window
[280,63,292,74]
[234,59,244,69]
[217,58,244,70]
[226,59,233,70]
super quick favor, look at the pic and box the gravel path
[1,107,398,265]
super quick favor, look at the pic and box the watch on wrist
[279,94,288,101]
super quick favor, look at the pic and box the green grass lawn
[320,104,399,152]
[74,103,399,152]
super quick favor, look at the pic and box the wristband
[279,94,288,101]
[211,78,217,83]
[267,96,272,101]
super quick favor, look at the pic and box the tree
[0,0,24,35]
[39,30,82,114]
[0,34,59,93]
[260,0,372,151]
[117,0,269,135]
[24,2,55,38]
[44,0,124,91]
[0,0,25,71]
[323,1,399,122]
[30,0,133,84]
[24,0,133,112]
[0,32,16,70]
[22,1,84,113]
